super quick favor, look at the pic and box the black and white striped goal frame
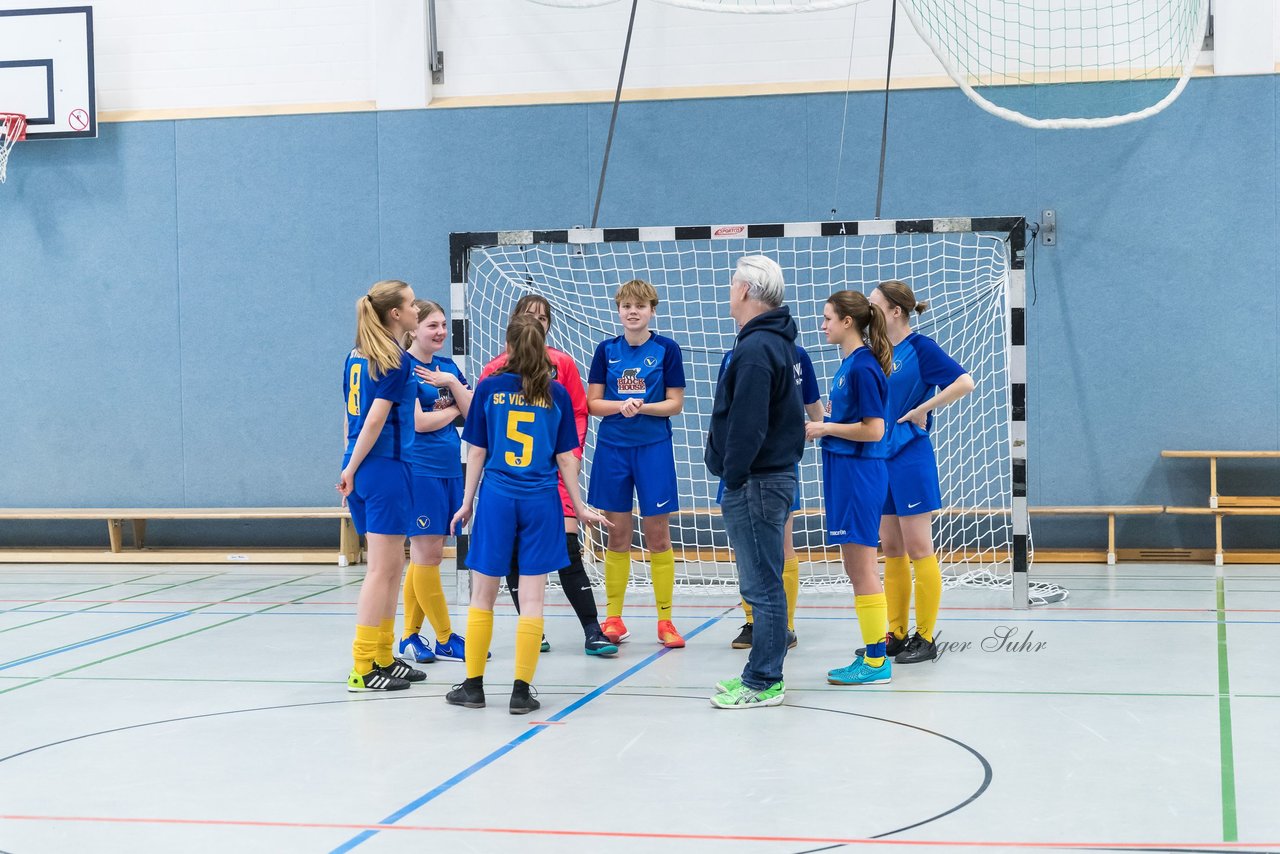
[448,216,1033,608]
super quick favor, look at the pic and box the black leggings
[508,531,600,632]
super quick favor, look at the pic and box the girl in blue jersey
[396,299,477,665]
[447,313,609,714]
[338,279,427,692]
[720,344,826,650]
[804,290,894,686]
[868,281,974,664]
[587,279,687,649]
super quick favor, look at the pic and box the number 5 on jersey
[505,411,535,468]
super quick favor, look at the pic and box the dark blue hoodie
[704,306,805,490]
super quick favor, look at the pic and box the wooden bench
[1162,450,1280,566]
[588,504,1164,565]
[1161,450,1280,509]
[0,507,361,566]
[1163,506,1280,566]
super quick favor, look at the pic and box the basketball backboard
[0,5,95,139]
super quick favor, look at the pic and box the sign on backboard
[0,6,95,139]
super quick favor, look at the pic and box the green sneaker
[710,680,785,710]
[714,675,743,694]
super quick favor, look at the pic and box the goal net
[454,219,1057,604]
[524,0,1209,129]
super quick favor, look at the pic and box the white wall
[1,0,1274,118]
[0,0,374,114]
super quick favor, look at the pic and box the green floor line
[0,573,220,636]
[0,573,341,697]
[1217,575,1238,842]
[0,572,165,617]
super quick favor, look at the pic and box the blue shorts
[346,456,412,537]
[466,485,568,577]
[822,449,887,547]
[410,474,464,536]
[882,436,942,517]
[588,440,679,516]
[716,465,801,513]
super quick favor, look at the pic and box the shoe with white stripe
[378,657,426,683]
[347,667,410,693]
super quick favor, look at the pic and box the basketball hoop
[1,113,27,184]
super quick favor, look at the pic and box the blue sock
[866,641,886,660]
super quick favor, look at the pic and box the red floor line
[0,814,1274,849]
[5,599,1279,614]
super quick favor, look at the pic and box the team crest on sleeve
[793,362,804,385]
[617,368,646,394]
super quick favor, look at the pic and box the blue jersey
[719,344,820,406]
[344,348,414,462]
[588,332,686,447]
[408,353,469,477]
[461,373,579,497]
[881,332,966,458]
[822,347,888,458]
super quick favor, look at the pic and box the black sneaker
[509,679,540,715]
[584,626,620,657]
[378,658,426,683]
[730,623,753,649]
[347,668,410,693]
[855,632,908,658]
[895,632,938,664]
[446,676,485,708]
[787,630,798,650]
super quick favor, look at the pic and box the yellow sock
[604,550,630,618]
[352,624,380,674]
[651,549,675,621]
[402,564,424,638]
[412,563,453,643]
[375,617,395,668]
[464,607,494,679]
[883,556,912,640]
[913,555,942,643]
[514,616,545,683]
[854,593,888,667]
[783,556,799,632]
[740,598,753,622]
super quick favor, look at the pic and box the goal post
[451,217,1051,607]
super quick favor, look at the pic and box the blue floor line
[0,612,191,672]
[8,608,1280,626]
[328,610,729,854]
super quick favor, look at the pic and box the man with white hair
[705,255,805,709]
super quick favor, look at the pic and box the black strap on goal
[874,0,899,220]
[591,0,640,229]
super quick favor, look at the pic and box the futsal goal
[452,218,1060,606]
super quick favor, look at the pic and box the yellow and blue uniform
[822,347,889,547]
[343,348,415,537]
[879,333,966,517]
[461,373,580,576]
[715,344,820,512]
[586,332,685,516]
[408,353,469,536]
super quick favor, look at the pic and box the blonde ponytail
[355,280,409,380]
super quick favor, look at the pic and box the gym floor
[0,563,1275,853]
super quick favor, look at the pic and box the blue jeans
[721,471,796,689]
